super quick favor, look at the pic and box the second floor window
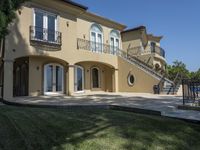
[34,9,57,42]
[90,24,103,53]
[110,30,120,55]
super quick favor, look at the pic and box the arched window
[110,30,120,55]
[90,23,103,53]
[91,67,100,88]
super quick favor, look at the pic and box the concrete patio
[4,92,200,121]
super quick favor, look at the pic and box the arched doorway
[13,58,29,97]
[91,67,100,88]
[74,65,84,92]
[44,63,64,95]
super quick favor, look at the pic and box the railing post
[182,79,185,105]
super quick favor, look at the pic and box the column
[3,59,14,100]
[68,64,74,96]
[113,69,119,92]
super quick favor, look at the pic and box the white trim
[44,63,64,95]
[128,74,135,86]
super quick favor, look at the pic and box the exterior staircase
[117,50,174,93]
[161,83,181,95]
[161,73,183,95]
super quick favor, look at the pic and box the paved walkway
[5,92,200,121]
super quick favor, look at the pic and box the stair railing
[117,49,173,85]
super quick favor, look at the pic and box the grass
[0,105,200,150]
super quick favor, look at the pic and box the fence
[182,79,200,105]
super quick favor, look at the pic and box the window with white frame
[33,9,58,42]
[110,30,120,55]
[90,24,103,53]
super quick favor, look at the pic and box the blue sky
[74,0,200,71]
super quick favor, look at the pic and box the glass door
[90,32,103,52]
[44,64,64,95]
[47,15,56,42]
[91,32,96,52]
[97,34,102,52]
[74,66,84,92]
[110,37,115,54]
[35,11,44,40]
[110,37,119,55]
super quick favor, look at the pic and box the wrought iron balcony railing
[150,45,165,58]
[30,26,62,46]
[77,38,173,85]
[77,38,119,55]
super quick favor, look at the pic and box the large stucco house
[0,0,173,100]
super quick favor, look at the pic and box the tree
[0,0,27,56]
[190,68,200,80]
[166,60,190,81]
[0,0,27,39]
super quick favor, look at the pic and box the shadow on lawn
[0,106,200,150]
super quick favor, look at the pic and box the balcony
[149,45,165,58]
[77,38,119,55]
[30,26,62,48]
[128,45,165,58]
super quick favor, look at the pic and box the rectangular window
[97,34,102,52]
[91,32,96,51]
[34,9,57,42]
[110,37,115,54]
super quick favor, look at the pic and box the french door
[90,32,103,52]
[74,66,84,92]
[110,37,119,55]
[44,64,64,95]
[34,9,57,42]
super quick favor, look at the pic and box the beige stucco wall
[121,31,166,71]
[118,57,160,93]
[29,58,114,96]
[3,0,165,99]
[122,31,142,53]
[76,62,113,92]
[29,56,68,96]
[4,1,120,68]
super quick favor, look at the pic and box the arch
[75,61,116,70]
[110,30,120,38]
[90,23,103,33]
[13,57,29,97]
[91,67,100,88]
[74,61,115,92]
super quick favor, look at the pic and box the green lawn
[0,105,200,150]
